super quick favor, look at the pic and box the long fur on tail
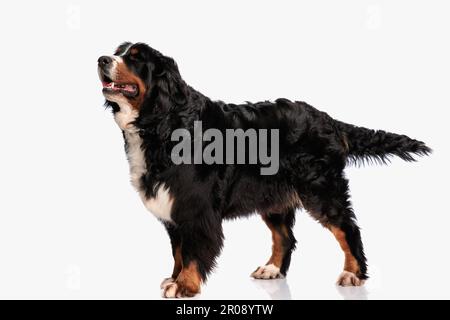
[336,121,432,166]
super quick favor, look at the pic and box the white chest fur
[115,102,173,222]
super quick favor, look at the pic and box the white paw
[336,271,365,287]
[160,277,175,289]
[251,263,284,279]
[162,282,178,298]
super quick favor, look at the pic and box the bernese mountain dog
[97,42,431,298]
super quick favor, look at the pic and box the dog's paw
[251,263,284,279]
[162,281,200,298]
[160,277,175,289]
[163,282,179,298]
[336,271,365,287]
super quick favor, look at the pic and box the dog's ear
[152,55,188,109]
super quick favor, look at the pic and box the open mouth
[101,75,138,97]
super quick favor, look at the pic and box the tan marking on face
[115,61,146,110]
[330,226,360,274]
[130,48,139,55]
[171,246,182,279]
[176,261,201,296]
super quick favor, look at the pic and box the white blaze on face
[104,55,122,88]
[108,43,132,71]
[99,55,122,105]
[110,55,122,65]
[101,43,129,90]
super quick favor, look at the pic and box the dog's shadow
[336,285,369,300]
[251,278,292,300]
[251,278,369,300]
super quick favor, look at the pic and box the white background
[0,0,448,299]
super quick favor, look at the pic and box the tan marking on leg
[251,215,285,279]
[163,261,202,298]
[262,216,285,268]
[177,261,201,295]
[330,226,359,274]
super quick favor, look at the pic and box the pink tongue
[123,84,134,92]
[102,82,120,91]
[102,82,135,92]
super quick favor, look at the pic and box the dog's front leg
[162,213,224,298]
[160,223,183,290]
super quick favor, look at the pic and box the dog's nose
[98,56,113,66]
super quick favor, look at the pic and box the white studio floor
[1,204,447,300]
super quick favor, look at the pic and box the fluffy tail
[336,121,432,165]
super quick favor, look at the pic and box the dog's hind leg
[251,208,297,279]
[328,221,367,286]
[303,175,368,286]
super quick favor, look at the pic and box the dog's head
[97,42,187,111]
